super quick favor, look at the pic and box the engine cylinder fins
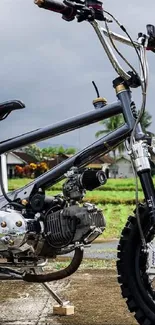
[44,208,76,248]
[44,204,106,248]
[23,247,83,283]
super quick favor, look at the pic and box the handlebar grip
[147,37,155,53]
[34,0,76,21]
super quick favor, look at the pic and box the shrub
[34,162,49,177]
[15,165,24,178]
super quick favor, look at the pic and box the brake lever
[63,0,84,9]
[146,25,155,53]
[77,7,95,22]
[64,0,105,21]
[64,0,95,21]
[147,37,155,53]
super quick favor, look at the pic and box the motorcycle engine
[44,203,106,248]
[0,168,106,264]
[0,202,105,262]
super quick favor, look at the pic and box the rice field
[8,178,148,239]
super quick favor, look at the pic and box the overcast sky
[0,0,155,150]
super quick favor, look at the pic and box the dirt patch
[51,269,137,325]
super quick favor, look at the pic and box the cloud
[0,0,154,149]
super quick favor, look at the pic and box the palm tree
[95,115,125,178]
[138,110,152,133]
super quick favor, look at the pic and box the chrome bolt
[9,240,14,246]
[1,221,7,228]
[16,220,22,227]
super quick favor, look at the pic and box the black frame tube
[0,101,123,154]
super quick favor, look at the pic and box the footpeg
[0,267,23,280]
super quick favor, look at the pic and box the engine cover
[44,203,106,248]
[0,209,27,249]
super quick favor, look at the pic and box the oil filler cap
[93,97,107,109]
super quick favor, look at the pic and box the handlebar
[34,0,155,89]
[34,0,76,21]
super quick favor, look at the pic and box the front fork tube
[131,141,155,225]
[115,85,155,224]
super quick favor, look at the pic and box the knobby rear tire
[117,206,155,325]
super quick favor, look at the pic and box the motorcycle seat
[0,100,25,119]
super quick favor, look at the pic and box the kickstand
[32,267,70,307]
[41,282,70,306]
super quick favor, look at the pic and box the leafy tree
[57,146,65,154]
[41,147,57,158]
[25,145,77,161]
[25,144,42,161]
[41,146,77,158]
[65,147,77,154]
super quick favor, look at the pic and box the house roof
[89,155,114,165]
[99,154,115,164]
[45,153,114,166]
[13,151,38,164]
[6,152,27,165]
[58,153,114,164]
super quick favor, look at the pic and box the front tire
[117,205,155,325]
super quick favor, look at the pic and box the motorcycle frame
[0,88,143,206]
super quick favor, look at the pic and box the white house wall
[102,163,110,171]
[0,154,8,194]
[116,158,133,178]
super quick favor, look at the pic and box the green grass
[8,177,144,204]
[8,178,33,190]
[8,177,151,192]
[46,189,144,204]
[98,203,135,239]
[47,190,144,200]
[8,177,138,191]
[47,258,116,270]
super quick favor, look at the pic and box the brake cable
[102,10,147,246]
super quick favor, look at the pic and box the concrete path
[64,241,118,259]
[0,279,68,325]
